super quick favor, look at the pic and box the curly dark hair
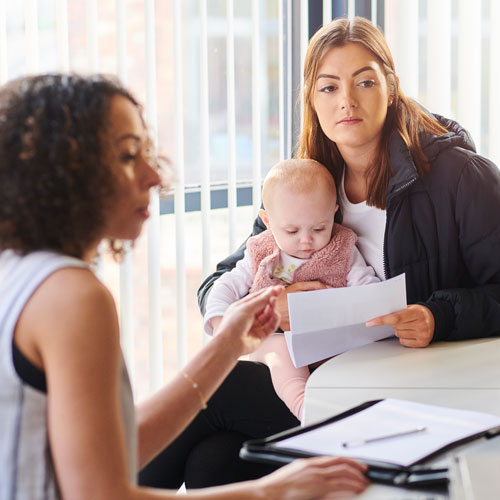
[0,73,152,259]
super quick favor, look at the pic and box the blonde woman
[143,16,500,490]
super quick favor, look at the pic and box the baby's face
[266,187,337,259]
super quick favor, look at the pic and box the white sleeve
[346,246,380,286]
[203,249,255,335]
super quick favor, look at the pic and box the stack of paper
[284,274,407,367]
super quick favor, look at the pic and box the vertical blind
[1,0,498,399]
[173,0,187,373]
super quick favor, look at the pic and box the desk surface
[302,336,500,499]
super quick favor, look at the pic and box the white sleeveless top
[0,250,137,500]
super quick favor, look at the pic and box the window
[2,0,498,401]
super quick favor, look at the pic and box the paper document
[284,274,406,367]
[274,399,500,467]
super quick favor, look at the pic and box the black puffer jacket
[198,116,500,342]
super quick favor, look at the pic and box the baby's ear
[259,208,270,228]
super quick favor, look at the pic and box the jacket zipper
[393,176,417,195]
[383,175,418,280]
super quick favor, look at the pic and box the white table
[302,337,500,499]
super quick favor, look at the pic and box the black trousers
[138,360,300,489]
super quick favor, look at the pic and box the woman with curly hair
[0,74,368,500]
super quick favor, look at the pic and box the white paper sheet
[274,399,500,467]
[284,274,407,367]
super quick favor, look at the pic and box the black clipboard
[240,400,500,490]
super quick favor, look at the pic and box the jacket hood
[387,113,476,196]
[422,113,476,161]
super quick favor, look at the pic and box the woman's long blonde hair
[297,17,447,209]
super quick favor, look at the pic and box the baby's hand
[276,281,328,331]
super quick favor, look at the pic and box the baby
[204,159,378,420]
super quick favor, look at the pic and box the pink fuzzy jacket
[247,223,357,293]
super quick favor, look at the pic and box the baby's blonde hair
[261,158,337,211]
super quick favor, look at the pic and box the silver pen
[342,426,427,448]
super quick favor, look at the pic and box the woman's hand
[276,281,329,331]
[216,285,283,355]
[366,304,435,347]
[257,456,369,500]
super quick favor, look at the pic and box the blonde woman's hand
[366,304,435,347]
[216,286,283,355]
[257,456,369,500]
[275,281,329,331]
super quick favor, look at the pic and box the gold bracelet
[181,371,208,410]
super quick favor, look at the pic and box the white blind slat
[56,0,69,72]
[200,0,211,279]
[384,0,419,100]
[251,0,262,213]
[285,0,292,158]
[371,0,378,26]
[489,0,500,165]
[145,0,163,391]
[0,1,7,84]
[279,0,292,160]
[299,0,309,129]
[24,0,39,74]
[323,0,332,25]
[426,0,451,116]
[348,0,355,20]
[226,0,237,253]
[457,0,482,151]
[116,0,127,83]
[278,0,285,161]
[86,0,98,71]
[173,0,187,370]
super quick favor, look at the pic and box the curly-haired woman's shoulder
[22,266,119,351]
